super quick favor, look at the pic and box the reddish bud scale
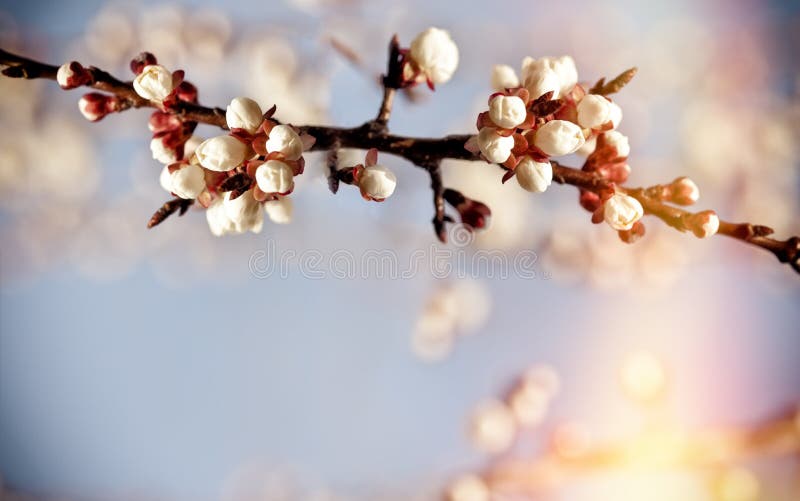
[78,93,120,122]
[579,190,602,212]
[618,221,646,244]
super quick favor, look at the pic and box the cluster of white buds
[402,27,459,88]
[491,55,578,99]
[194,97,314,235]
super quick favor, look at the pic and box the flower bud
[358,164,397,201]
[491,64,520,91]
[255,159,294,195]
[195,135,249,172]
[533,120,585,157]
[183,135,203,158]
[226,97,263,134]
[577,94,611,129]
[265,124,304,161]
[515,157,552,193]
[443,189,491,230]
[206,198,237,237]
[78,93,118,121]
[688,210,719,238]
[669,177,700,205]
[608,101,622,129]
[159,165,173,193]
[150,137,178,165]
[522,55,578,97]
[477,127,514,163]
[619,220,646,244]
[264,196,293,224]
[170,163,206,199]
[603,130,630,157]
[523,66,560,100]
[488,95,527,129]
[133,64,174,102]
[223,190,264,234]
[603,192,644,231]
[56,61,92,89]
[409,27,459,85]
[129,52,157,75]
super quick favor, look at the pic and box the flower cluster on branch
[0,24,798,275]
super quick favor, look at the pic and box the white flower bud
[491,64,520,91]
[159,165,173,193]
[523,66,561,100]
[447,475,490,501]
[533,120,585,157]
[170,163,206,199]
[358,164,397,201]
[409,27,459,84]
[691,210,719,238]
[488,95,527,129]
[608,101,622,129]
[577,94,612,129]
[515,157,552,193]
[604,130,630,157]
[183,135,203,158]
[477,127,514,163]
[255,159,294,195]
[264,196,293,224]
[469,399,516,454]
[225,97,263,134]
[223,190,263,234]
[604,192,644,231]
[195,135,249,172]
[206,198,236,237]
[265,124,304,161]
[522,55,578,97]
[132,64,174,102]
[150,137,178,165]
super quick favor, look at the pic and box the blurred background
[0,0,799,499]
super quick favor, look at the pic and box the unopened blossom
[223,190,264,234]
[264,196,293,224]
[255,159,294,195]
[608,101,623,129]
[206,198,237,236]
[195,135,249,172]
[533,120,585,156]
[159,165,173,193]
[477,127,514,163]
[132,64,174,102]
[604,192,644,231]
[670,176,700,205]
[409,27,459,85]
[523,66,560,100]
[515,157,552,193]
[604,130,630,157]
[56,61,91,89]
[447,475,490,501]
[170,163,206,199]
[577,94,612,129]
[469,399,516,454]
[183,135,203,158]
[522,55,578,97]
[265,124,303,161]
[150,137,178,165]
[78,93,118,121]
[491,64,520,91]
[689,210,719,238]
[489,95,527,129]
[358,164,397,201]
[226,96,263,134]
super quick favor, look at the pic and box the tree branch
[2,47,798,275]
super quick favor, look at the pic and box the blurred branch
[1,48,798,274]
